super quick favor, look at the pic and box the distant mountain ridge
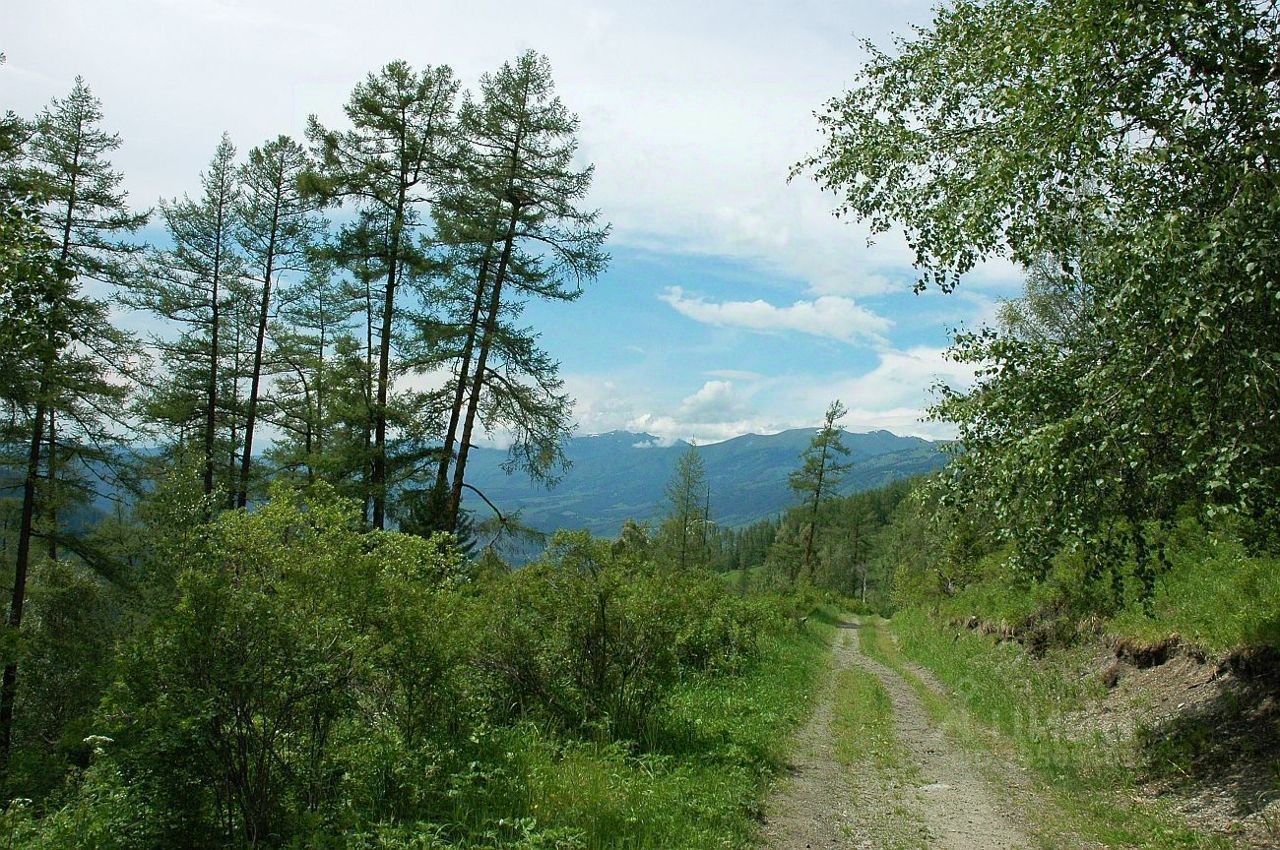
[462,428,948,536]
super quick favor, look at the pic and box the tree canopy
[800,0,1280,577]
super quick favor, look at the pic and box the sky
[3,0,1022,444]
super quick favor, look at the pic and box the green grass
[718,566,768,590]
[422,607,841,849]
[884,609,1234,850]
[938,523,1280,655]
[1108,530,1280,651]
[831,659,904,772]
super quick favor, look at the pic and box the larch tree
[233,135,321,508]
[0,77,143,773]
[129,133,243,505]
[326,211,388,522]
[660,444,710,571]
[442,51,609,530]
[789,400,852,582]
[19,77,147,557]
[268,254,360,485]
[306,61,459,529]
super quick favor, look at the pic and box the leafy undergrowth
[1106,529,1280,652]
[886,609,1235,850]
[425,604,842,849]
[936,522,1280,656]
[4,599,842,850]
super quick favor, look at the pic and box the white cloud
[705,368,763,381]
[2,0,942,301]
[625,413,788,446]
[561,343,975,445]
[677,380,743,421]
[784,346,977,438]
[659,286,891,344]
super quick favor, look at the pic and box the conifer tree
[790,400,852,582]
[129,134,243,504]
[440,51,609,530]
[659,444,710,570]
[0,77,143,773]
[20,77,147,555]
[233,136,321,507]
[268,255,359,485]
[306,61,458,529]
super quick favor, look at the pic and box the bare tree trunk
[204,230,224,508]
[0,399,47,774]
[450,206,520,528]
[46,408,57,561]
[435,236,496,498]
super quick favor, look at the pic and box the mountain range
[462,428,948,537]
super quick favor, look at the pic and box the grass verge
[422,605,842,849]
[883,609,1234,850]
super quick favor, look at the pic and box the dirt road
[760,620,1039,850]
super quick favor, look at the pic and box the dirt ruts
[760,620,1039,850]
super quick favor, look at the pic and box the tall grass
[935,521,1280,654]
[886,611,1233,850]
[424,607,840,849]
[1109,528,1280,651]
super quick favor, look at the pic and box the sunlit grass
[885,610,1233,850]
[424,607,840,849]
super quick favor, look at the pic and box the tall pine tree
[0,77,144,774]
[441,51,609,530]
[129,134,243,505]
[789,400,851,582]
[306,61,458,529]
[233,135,321,507]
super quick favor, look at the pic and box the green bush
[479,531,779,740]
[5,492,801,848]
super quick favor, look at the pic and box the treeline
[637,403,919,610]
[1,48,613,803]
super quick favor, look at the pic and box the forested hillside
[463,428,945,535]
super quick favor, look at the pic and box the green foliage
[102,483,469,845]
[801,0,1280,591]
[481,530,774,740]
[656,445,710,571]
[1107,521,1280,652]
[2,485,821,847]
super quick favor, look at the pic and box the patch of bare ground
[761,622,1044,849]
[1065,636,1280,848]
[759,626,925,849]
